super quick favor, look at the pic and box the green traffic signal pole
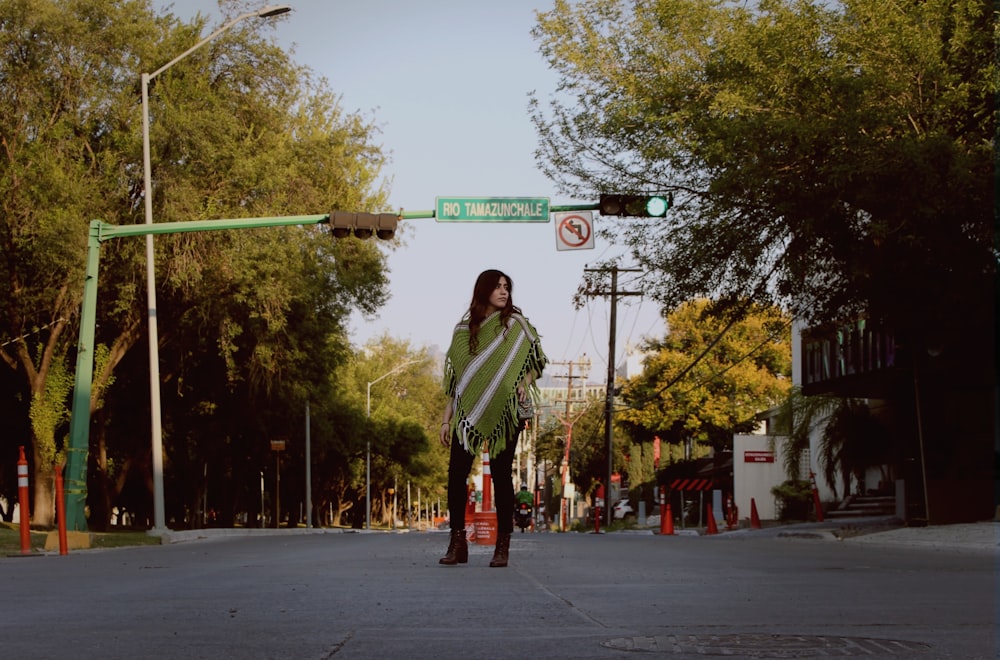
[66,214,328,531]
[64,203,599,531]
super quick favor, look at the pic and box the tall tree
[0,0,394,527]
[0,0,157,524]
[618,299,792,453]
[323,335,446,527]
[531,0,993,336]
[531,0,995,521]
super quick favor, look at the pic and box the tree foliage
[619,299,792,452]
[776,387,892,499]
[531,0,994,338]
[320,335,447,527]
[0,0,395,528]
[534,394,622,502]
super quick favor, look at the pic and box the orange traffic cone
[750,498,761,529]
[661,502,675,535]
[705,503,718,535]
[809,471,825,522]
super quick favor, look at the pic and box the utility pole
[551,355,592,530]
[583,266,642,528]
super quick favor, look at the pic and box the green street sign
[436,196,550,222]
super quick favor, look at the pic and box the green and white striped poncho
[444,310,547,457]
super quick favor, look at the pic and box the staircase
[826,494,897,519]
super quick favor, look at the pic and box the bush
[771,479,815,521]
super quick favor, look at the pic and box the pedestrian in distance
[438,269,547,567]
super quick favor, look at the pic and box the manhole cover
[601,633,932,657]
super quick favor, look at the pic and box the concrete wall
[733,434,789,521]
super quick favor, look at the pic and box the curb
[156,527,347,544]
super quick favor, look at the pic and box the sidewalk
[838,519,1000,554]
[156,517,1000,555]
[158,526,344,544]
[716,515,1000,554]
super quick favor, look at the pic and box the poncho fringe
[444,311,547,457]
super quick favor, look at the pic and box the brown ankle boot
[439,529,468,565]
[489,532,511,567]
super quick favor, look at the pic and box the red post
[17,446,31,554]
[55,462,68,555]
[809,471,825,522]
[593,481,605,533]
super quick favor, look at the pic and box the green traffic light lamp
[645,195,669,217]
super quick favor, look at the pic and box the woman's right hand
[439,422,451,448]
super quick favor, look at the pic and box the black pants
[447,430,517,535]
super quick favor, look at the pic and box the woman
[439,269,547,567]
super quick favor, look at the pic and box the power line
[0,318,67,349]
[619,260,785,412]
[621,318,793,414]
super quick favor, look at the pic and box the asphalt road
[2,529,995,659]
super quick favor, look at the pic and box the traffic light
[329,211,398,240]
[598,193,673,218]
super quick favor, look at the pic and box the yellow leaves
[621,299,791,443]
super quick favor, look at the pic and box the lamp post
[141,5,291,533]
[365,359,421,530]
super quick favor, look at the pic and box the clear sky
[156,0,666,381]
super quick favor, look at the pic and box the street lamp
[365,359,422,530]
[141,5,291,533]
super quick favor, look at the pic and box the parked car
[613,499,633,519]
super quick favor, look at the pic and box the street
[1,530,994,659]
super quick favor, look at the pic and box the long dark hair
[468,269,520,354]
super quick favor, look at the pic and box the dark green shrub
[771,479,814,521]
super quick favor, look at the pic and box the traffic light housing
[329,212,398,240]
[374,213,399,240]
[599,193,672,217]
